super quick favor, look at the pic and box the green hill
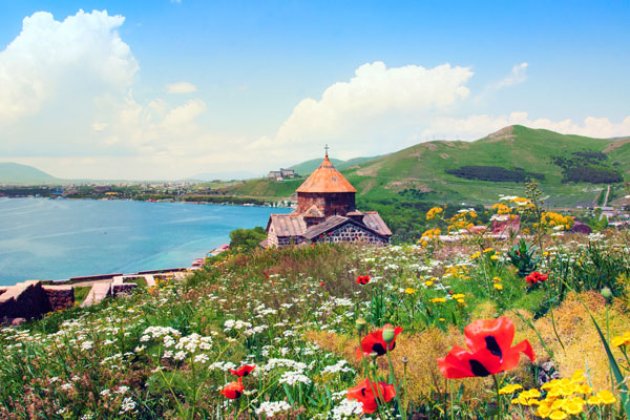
[0,162,59,185]
[221,126,629,207]
[290,156,379,176]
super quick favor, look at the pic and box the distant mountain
[0,163,59,185]
[222,126,630,207]
[290,156,379,175]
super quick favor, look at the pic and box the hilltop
[0,162,59,185]
[220,126,629,207]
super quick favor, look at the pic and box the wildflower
[356,275,371,285]
[425,279,434,287]
[438,316,535,378]
[470,251,481,260]
[331,398,364,419]
[587,390,616,405]
[431,297,446,303]
[494,284,504,291]
[193,354,209,364]
[230,364,256,377]
[404,287,416,295]
[612,331,630,348]
[346,378,396,414]
[426,206,444,220]
[255,401,292,418]
[525,272,548,285]
[279,371,312,386]
[358,326,403,357]
[120,397,136,413]
[499,383,523,395]
[220,378,244,399]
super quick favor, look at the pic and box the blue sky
[0,1,629,179]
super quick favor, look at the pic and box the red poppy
[346,378,396,414]
[229,364,256,377]
[220,378,244,399]
[358,326,403,358]
[356,275,371,285]
[525,272,548,285]
[438,316,534,378]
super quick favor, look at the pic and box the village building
[262,151,392,247]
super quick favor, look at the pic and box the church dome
[296,154,357,193]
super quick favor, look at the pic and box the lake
[0,198,290,285]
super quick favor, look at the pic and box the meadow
[0,197,629,419]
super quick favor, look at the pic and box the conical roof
[296,154,357,193]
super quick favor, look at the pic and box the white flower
[331,399,364,419]
[115,385,129,394]
[194,354,209,364]
[174,351,187,361]
[120,397,136,413]
[278,371,311,386]
[322,360,354,375]
[81,341,93,351]
[255,401,292,418]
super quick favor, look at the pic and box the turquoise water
[0,198,289,284]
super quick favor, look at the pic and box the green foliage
[552,151,623,184]
[229,226,267,252]
[446,165,545,183]
[507,239,541,276]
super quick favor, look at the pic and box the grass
[72,286,92,305]
[0,218,628,418]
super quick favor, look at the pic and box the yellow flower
[499,384,523,395]
[490,255,500,261]
[426,207,443,220]
[425,280,434,287]
[611,331,630,348]
[549,410,567,420]
[587,395,603,405]
[451,293,465,300]
[564,398,585,415]
[404,288,416,295]
[456,298,465,305]
[492,276,502,283]
[596,390,617,405]
[470,251,481,260]
[483,247,494,253]
[494,283,503,291]
[431,297,446,303]
[537,403,552,418]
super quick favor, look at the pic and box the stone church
[262,152,392,248]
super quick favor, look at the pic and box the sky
[0,1,629,180]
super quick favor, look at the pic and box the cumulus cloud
[166,81,198,94]
[421,112,630,140]
[251,61,473,159]
[0,9,214,178]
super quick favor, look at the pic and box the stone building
[262,152,391,247]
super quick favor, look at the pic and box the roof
[362,212,393,236]
[266,214,307,237]
[296,154,357,193]
[267,211,392,240]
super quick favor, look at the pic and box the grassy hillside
[222,126,629,207]
[0,162,58,185]
[290,156,379,176]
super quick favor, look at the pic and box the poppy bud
[600,287,612,300]
[382,324,396,343]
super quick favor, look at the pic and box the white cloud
[251,61,473,159]
[422,112,630,140]
[166,81,198,94]
[494,62,528,90]
[0,10,137,123]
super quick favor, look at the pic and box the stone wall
[314,223,388,245]
[297,192,356,217]
[112,283,137,296]
[0,281,52,321]
[43,286,75,311]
